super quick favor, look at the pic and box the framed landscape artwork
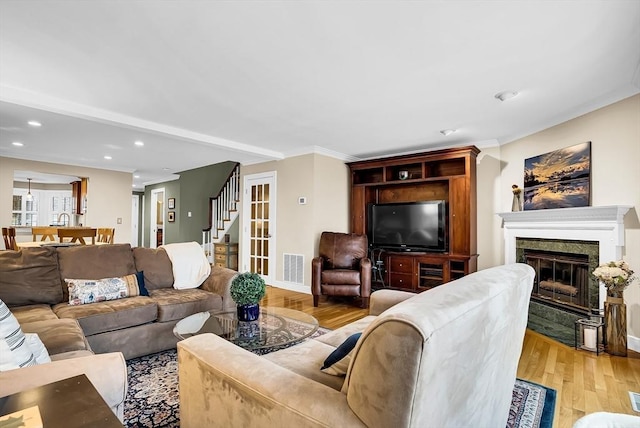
[523,141,591,210]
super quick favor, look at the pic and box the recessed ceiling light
[132,184,136,187]
[134,141,144,147]
[440,129,456,136]
[12,141,24,146]
[134,175,140,179]
[163,168,170,171]
[104,155,112,160]
[27,120,42,127]
[494,90,518,102]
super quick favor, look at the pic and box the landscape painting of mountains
[523,142,591,210]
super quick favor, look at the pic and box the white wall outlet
[117,218,122,224]
[188,211,192,217]
[298,196,307,205]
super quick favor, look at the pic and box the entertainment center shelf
[348,146,479,292]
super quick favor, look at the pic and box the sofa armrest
[0,352,128,423]
[199,266,238,311]
[369,289,416,316]
[178,334,366,428]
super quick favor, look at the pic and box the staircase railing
[202,163,240,261]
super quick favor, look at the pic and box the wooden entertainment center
[348,146,479,292]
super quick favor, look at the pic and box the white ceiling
[1,1,639,189]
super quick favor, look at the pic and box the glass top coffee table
[173,306,319,351]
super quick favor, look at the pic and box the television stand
[384,251,474,292]
[348,146,480,292]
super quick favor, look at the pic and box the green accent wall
[177,161,237,244]
[142,161,237,247]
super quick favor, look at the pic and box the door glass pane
[249,180,272,279]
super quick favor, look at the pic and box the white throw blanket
[161,242,211,290]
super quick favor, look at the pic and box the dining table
[17,241,109,249]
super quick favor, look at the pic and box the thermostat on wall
[298,197,307,205]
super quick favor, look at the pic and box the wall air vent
[283,253,304,285]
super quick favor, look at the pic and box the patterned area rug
[125,339,556,428]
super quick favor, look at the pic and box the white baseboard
[627,334,640,353]
[269,280,311,295]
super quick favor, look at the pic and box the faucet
[57,212,71,226]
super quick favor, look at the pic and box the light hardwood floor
[262,286,640,427]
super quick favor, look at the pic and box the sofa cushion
[262,339,346,391]
[0,247,63,306]
[321,270,361,285]
[21,319,91,355]
[149,288,222,322]
[10,304,59,324]
[66,272,149,305]
[314,316,376,348]
[132,247,174,290]
[53,297,157,336]
[57,244,137,301]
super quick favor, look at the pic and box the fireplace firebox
[524,251,590,312]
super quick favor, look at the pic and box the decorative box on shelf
[214,242,238,270]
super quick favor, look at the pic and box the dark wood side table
[0,374,122,428]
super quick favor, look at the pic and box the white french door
[242,172,276,284]
[131,194,139,247]
[150,188,165,248]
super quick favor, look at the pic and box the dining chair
[97,228,115,244]
[2,227,18,250]
[32,226,58,242]
[58,228,97,245]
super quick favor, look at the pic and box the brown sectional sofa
[0,243,238,359]
[0,243,238,421]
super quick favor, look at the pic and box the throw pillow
[66,272,149,305]
[25,333,51,364]
[0,299,36,369]
[321,332,362,376]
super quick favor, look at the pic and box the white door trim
[242,171,276,285]
[131,194,139,247]
[150,188,165,249]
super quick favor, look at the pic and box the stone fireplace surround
[498,205,634,349]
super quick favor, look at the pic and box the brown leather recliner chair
[312,232,372,308]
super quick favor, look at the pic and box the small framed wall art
[168,198,176,210]
[168,211,175,222]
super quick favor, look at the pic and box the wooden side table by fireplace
[0,374,122,428]
[214,242,238,270]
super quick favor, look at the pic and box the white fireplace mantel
[498,205,632,310]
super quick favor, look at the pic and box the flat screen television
[368,201,447,252]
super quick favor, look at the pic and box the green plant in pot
[230,272,266,321]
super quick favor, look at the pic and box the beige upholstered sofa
[178,263,535,428]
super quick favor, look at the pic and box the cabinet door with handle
[386,255,415,290]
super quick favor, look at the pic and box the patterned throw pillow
[66,272,148,305]
[0,299,36,370]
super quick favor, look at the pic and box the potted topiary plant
[230,272,266,321]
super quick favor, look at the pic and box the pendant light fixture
[26,178,33,201]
